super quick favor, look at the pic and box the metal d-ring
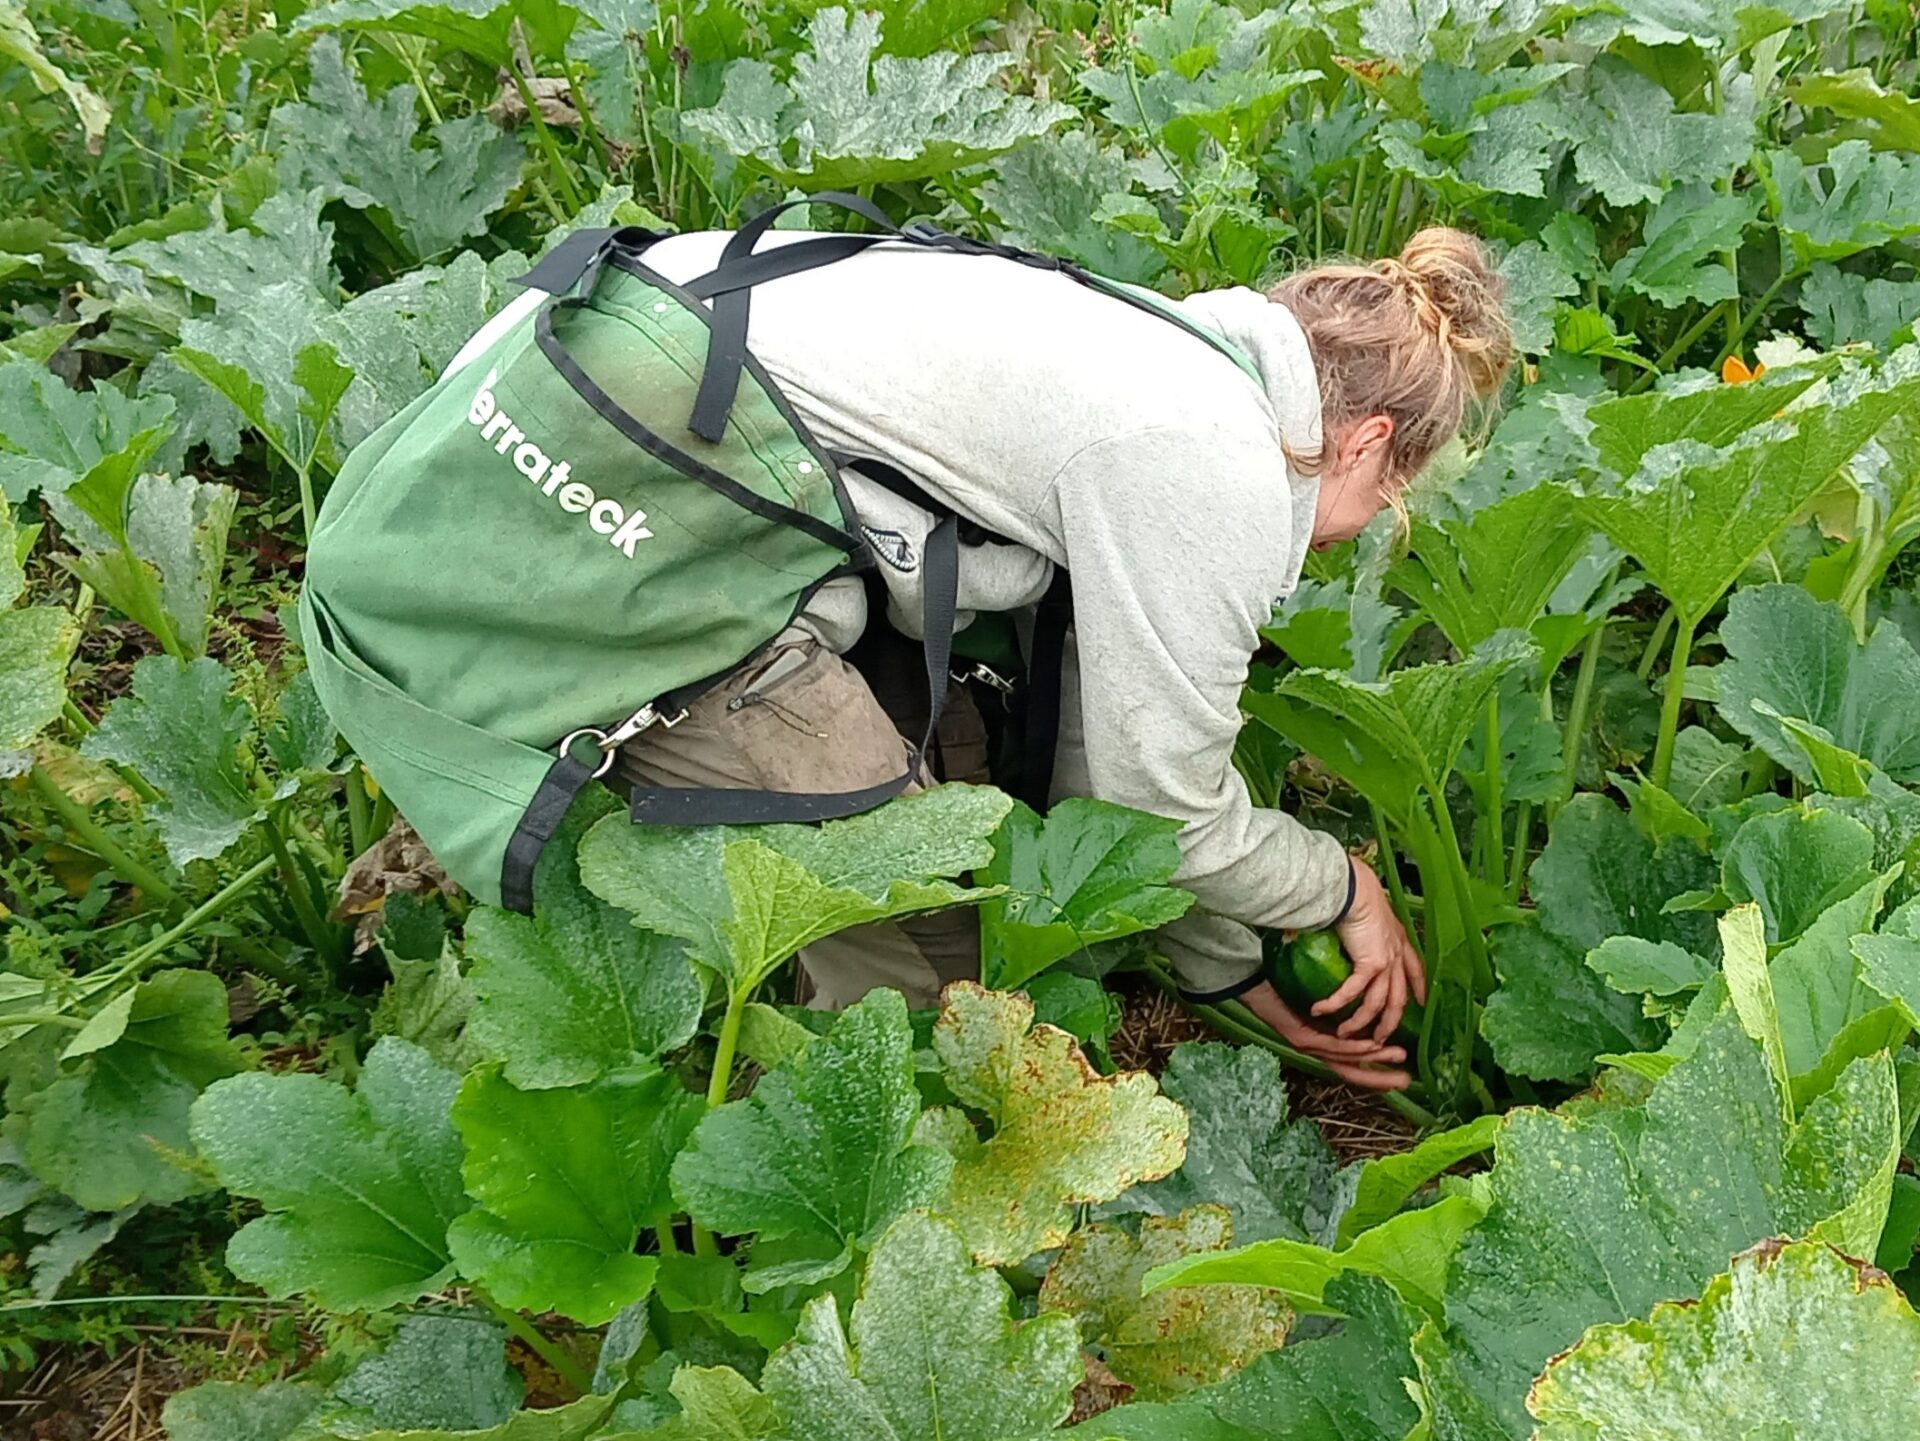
[556,727,616,779]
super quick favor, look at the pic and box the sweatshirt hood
[1172,285,1323,594]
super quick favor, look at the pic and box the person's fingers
[1404,941,1430,1005]
[1326,1058,1414,1091]
[1296,1030,1407,1064]
[1312,963,1373,1016]
[1373,958,1408,1044]
[1337,970,1391,1038]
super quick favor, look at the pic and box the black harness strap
[687,191,905,443]
[501,747,601,913]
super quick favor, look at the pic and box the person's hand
[1239,979,1412,1091]
[1317,857,1429,1043]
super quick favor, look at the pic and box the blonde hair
[1265,227,1513,485]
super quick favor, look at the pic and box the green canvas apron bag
[298,192,1261,910]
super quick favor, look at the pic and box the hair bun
[1391,228,1513,399]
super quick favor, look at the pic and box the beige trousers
[612,629,989,1010]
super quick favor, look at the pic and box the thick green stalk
[1650,610,1699,789]
[1482,695,1505,889]
[345,763,374,858]
[1368,803,1418,940]
[112,855,278,982]
[264,810,342,971]
[510,69,585,211]
[1635,606,1675,681]
[560,54,615,174]
[1712,266,1804,370]
[706,987,749,1109]
[0,1012,86,1031]
[1506,799,1533,899]
[1344,152,1372,255]
[480,1293,592,1396]
[1374,169,1405,257]
[1556,624,1607,814]
[296,463,318,551]
[29,765,181,910]
[1629,302,1730,393]
[1138,958,1437,1126]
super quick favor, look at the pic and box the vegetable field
[5,0,1920,1435]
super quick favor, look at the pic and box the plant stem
[1374,169,1405,257]
[1506,800,1533,899]
[112,855,278,982]
[561,54,615,175]
[480,1293,592,1396]
[511,69,585,211]
[1650,610,1699,789]
[1635,606,1675,681]
[706,987,748,1109]
[28,765,181,910]
[1557,624,1606,813]
[264,810,342,971]
[0,1012,86,1030]
[655,1224,679,1257]
[1138,959,1437,1126]
[295,464,318,551]
[1369,803,1417,940]
[345,764,374,858]
[1712,266,1803,370]
[1344,152,1371,255]
[1630,301,1730,391]
[1482,695,1504,889]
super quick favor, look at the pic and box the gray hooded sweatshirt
[464,232,1353,997]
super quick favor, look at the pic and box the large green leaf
[1079,1,1317,160]
[917,983,1187,1267]
[1113,1041,1341,1248]
[448,1064,703,1324]
[1147,1193,1487,1322]
[671,989,951,1289]
[1528,1240,1920,1438]
[1483,795,1713,1082]
[1713,583,1920,784]
[1063,1273,1423,1441]
[1336,1114,1501,1245]
[1582,365,1830,480]
[0,358,176,503]
[269,38,525,262]
[1038,1207,1291,1400]
[578,785,1010,1001]
[1793,68,1920,152]
[0,1140,138,1301]
[1608,187,1757,309]
[1391,484,1589,651]
[117,189,338,313]
[294,0,590,67]
[1720,804,1879,945]
[1588,353,1920,624]
[1416,1009,1900,1439]
[1608,0,1850,52]
[1774,140,1920,262]
[322,1313,524,1435]
[759,1211,1080,1441]
[680,8,1073,190]
[0,496,76,752]
[1799,263,1920,351]
[983,134,1166,286]
[172,283,346,471]
[0,2,109,146]
[1243,631,1534,821]
[1570,59,1755,208]
[349,1395,616,1441]
[978,798,1193,992]
[465,802,702,1089]
[190,1037,470,1312]
[17,971,239,1211]
[81,654,259,866]
[161,1382,320,1441]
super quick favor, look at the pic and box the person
[438,222,1512,1092]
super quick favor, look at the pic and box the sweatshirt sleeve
[1047,425,1352,993]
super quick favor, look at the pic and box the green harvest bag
[299,195,1260,911]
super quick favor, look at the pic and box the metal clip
[556,702,690,779]
[951,661,1016,697]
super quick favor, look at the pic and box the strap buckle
[557,702,690,779]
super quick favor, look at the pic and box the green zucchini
[1264,928,1425,1043]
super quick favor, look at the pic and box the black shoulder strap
[513,224,669,299]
